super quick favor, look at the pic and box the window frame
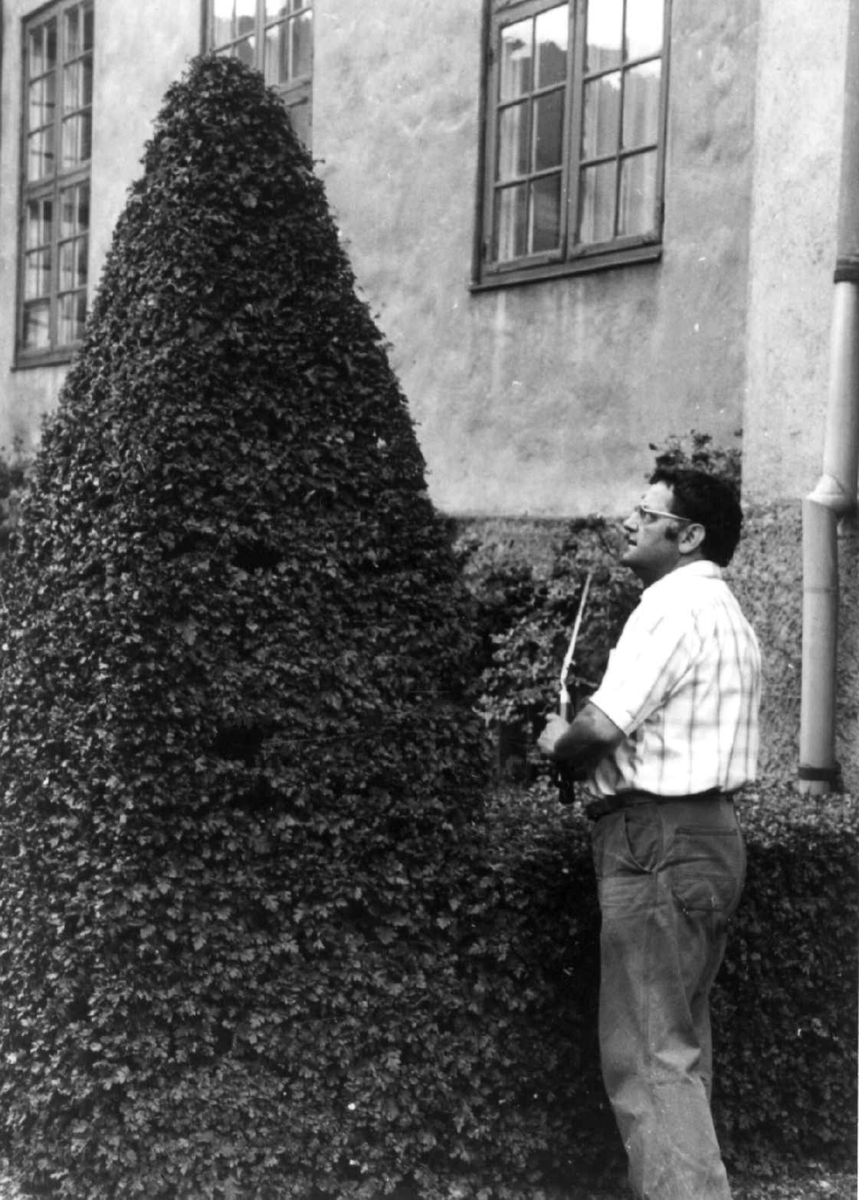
[203,0,313,147]
[473,0,671,290]
[16,0,94,368]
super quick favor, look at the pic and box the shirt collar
[644,558,723,596]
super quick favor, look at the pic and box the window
[475,0,669,287]
[207,1,313,147]
[18,1,93,364]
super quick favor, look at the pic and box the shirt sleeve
[588,600,703,736]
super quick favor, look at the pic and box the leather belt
[584,788,726,821]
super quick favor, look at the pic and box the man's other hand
[538,713,571,759]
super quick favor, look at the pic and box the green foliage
[441,783,858,1193]
[0,440,31,556]
[0,54,489,1198]
[712,788,858,1172]
[649,427,743,491]
[458,518,640,776]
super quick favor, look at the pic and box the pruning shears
[559,570,593,720]
[552,570,593,804]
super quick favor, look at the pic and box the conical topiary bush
[0,54,488,1198]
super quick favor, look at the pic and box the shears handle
[551,687,578,805]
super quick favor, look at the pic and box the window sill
[470,242,663,292]
[13,348,78,371]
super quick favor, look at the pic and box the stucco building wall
[743,0,848,504]
[317,0,758,518]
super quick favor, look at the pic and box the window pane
[27,126,56,181]
[494,184,529,260]
[59,239,87,290]
[626,0,663,60]
[63,58,93,112]
[236,0,256,37]
[29,21,58,76]
[234,35,256,68]
[62,111,92,167]
[25,250,52,300]
[83,5,94,51]
[59,182,90,237]
[60,186,77,237]
[291,9,312,77]
[499,18,533,101]
[65,6,82,57]
[498,102,530,180]
[534,89,564,171]
[23,302,51,350]
[286,95,310,146]
[622,60,661,148]
[578,161,616,244]
[291,0,310,10]
[535,5,568,88]
[64,237,88,289]
[26,198,53,248]
[586,0,623,73]
[212,0,235,44]
[582,73,621,159]
[531,174,562,252]
[618,150,657,236]
[29,75,56,128]
[79,180,91,230]
[266,0,288,16]
[264,21,288,84]
[58,291,87,344]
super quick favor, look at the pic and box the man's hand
[536,701,625,771]
[538,713,571,760]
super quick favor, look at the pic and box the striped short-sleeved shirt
[587,559,761,798]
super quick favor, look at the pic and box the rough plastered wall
[316,0,759,518]
[728,505,859,792]
[0,1,199,453]
[742,0,848,503]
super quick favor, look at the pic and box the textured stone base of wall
[730,503,859,792]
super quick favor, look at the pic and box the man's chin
[619,548,644,579]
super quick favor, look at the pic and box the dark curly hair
[650,466,742,567]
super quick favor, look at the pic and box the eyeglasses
[633,504,694,525]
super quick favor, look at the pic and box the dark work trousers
[591,794,746,1200]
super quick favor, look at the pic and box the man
[538,467,761,1200]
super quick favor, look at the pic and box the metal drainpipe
[798,0,859,795]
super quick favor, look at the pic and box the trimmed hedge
[0,55,490,1198]
[713,788,859,1170]
[458,516,640,777]
[440,781,858,1194]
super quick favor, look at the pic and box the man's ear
[679,522,707,556]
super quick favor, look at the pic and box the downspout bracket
[798,763,843,789]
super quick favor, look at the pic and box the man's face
[620,481,688,584]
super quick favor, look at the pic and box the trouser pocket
[668,826,746,918]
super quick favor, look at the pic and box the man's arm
[537,701,624,777]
